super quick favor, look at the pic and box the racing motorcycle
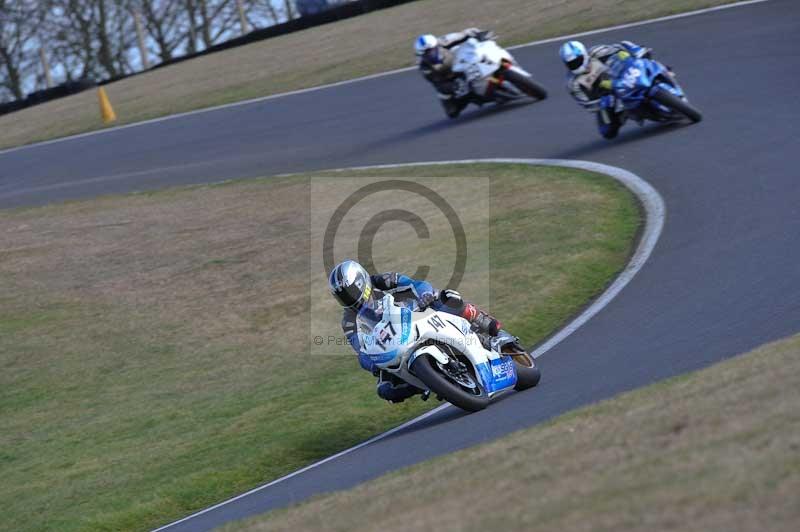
[451,37,548,111]
[357,293,541,412]
[607,53,703,126]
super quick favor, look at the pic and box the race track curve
[2,1,799,530]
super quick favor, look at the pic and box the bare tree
[194,0,239,49]
[138,0,186,62]
[282,0,295,20]
[94,0,136,77]
[47,1,102,80]
[1,0,311,103]
[0,0,41,101]
[43,0,135,81]
[248,0,281,26]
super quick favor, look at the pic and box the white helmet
[559,40,589,75]
[415,34,441,63]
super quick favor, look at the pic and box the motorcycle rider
[559,40,652,138]
[415,28,497,118]
[328,260,502,403]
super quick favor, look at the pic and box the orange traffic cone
[97,87,117,124]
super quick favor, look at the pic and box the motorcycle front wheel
[651,88,703,123]
[503,68,548,100]
[412,354,490,412]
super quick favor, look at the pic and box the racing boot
[377,373,422,403]
[467,306,502,336]
[439,289,501,337]
[464,306,502,351]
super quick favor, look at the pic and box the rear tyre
[511,352,542,391]
[412,354,489,412]
[651,88,703,123]
[503,69,548,100]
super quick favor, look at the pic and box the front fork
[486,60,514,100]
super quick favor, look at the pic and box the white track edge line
[152,158,664,531]
[0,0,769,158]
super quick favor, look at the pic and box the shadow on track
[337,99,541,160]
[549,120,696,160]
[375,385,536,446]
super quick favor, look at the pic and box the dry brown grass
[0,163,638,531]
[0,0,738,149]
[1,179,308,361]
[229,333,800,532]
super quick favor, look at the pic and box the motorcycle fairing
[475,355,517,393]
[357,294,519,396]
[358,305,412,365]
[611,56,686,116]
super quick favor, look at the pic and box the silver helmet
[328,260,373,309]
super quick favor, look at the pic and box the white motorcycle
[357,293,541,412]
[452,37,548,107]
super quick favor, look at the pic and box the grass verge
[227,332,800,532]
[0,0,742,150]
[0,163,638,531]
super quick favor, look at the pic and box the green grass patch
[0,163,638,531]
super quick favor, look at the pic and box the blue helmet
[559,40,589,75]
[415,34,442,64]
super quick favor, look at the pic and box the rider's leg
[440,94,469,118]
[436,290,501,336]
[597,109,622,139]
[376,371,421,403]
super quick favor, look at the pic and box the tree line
[0,0,304,103]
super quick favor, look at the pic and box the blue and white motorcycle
[607,54,703,125]
[357,293,541,412]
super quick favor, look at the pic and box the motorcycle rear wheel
[503,68,548,100]
[651,88,703,123]
[511,352,542,391]
[412,354,489,412]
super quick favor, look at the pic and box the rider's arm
[373,273,436,306]
[342,310,377,373]
[589,43,624,63]
[418,61,435,79]
[371,272,399,291]
[619,40,652,59]
[417,64,454,95]
[438,27,489,49]
[593,41,650,66]
[566,76,600,110]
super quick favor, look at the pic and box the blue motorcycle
[608,54,703,126]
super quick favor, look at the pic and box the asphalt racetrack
[2,1,799,530]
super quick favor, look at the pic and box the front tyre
[412,355,489,412]
[651,88,703,123]
[503,68,548,100]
